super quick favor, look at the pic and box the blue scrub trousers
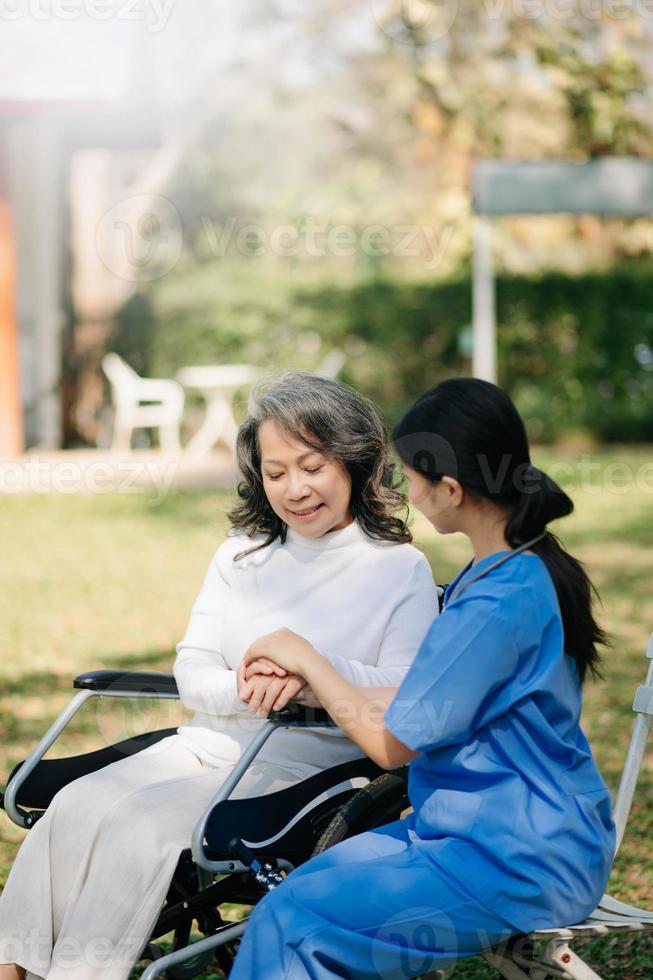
[229,819,518,979]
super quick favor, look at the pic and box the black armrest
[73,670,179,696]
[268,703,335,727]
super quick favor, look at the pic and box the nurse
[230,377,616,979]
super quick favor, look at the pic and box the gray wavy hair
[228,371,411,557]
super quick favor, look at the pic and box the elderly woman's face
[258,419,353,538]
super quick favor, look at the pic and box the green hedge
[110,261,653,442]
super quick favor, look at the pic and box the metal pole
[3,690,95,826]
[472,215,497,383]
[140,920,248,980]
[191,720,285,872]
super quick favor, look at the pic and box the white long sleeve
[174,548,249,716]
[174,649,246,716]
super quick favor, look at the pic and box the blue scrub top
[385,550,616,931]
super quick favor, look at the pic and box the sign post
[471,158,653,384]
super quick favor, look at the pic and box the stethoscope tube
[443,531,548,609]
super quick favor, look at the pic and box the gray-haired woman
[0,372,437,980]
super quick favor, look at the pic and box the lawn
[1,447,652,978]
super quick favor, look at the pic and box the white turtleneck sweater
[174,520,437,775]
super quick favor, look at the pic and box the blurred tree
[102,1,653,445]
[157,2,653,270]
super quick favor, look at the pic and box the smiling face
[258,419,353,538]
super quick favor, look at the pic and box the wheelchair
[1,669,411,979]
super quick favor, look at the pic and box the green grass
[1,447,652,977]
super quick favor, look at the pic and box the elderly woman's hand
[237,654,308,715]
[248,675,308,716]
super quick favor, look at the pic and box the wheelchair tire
[310,772,456,980]
[310,770,409,856]
[164,909,236,979]
[164,947,217,980]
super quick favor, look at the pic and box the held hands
[237,657,307,716]
[244,628,320,676]
[242,672,307,716]
[237,629,321,716]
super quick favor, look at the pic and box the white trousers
[0,734,305,980]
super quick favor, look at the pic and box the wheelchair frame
[2,668,394,979]
[4,631,652,980]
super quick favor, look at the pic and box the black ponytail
[504,464,606,684]
[394,379,607,685]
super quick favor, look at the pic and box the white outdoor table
[176,364,260,455]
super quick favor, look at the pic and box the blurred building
[0,17,161,453]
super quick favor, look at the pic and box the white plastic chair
[101,353,185,452]
[485,632,653,979]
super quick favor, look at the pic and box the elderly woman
[0,372,437,980]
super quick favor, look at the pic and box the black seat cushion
[2,739,390,872]
[204,756,385,861]
[1,728,177,811]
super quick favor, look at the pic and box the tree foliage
[113,261,653,442]
[105,3,653,444]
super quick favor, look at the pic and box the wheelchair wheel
[310,770,409,856]
[164,909,237,979]
[311,773,460,980]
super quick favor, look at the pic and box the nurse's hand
[244,628,321,677]
[244,657,287,680]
